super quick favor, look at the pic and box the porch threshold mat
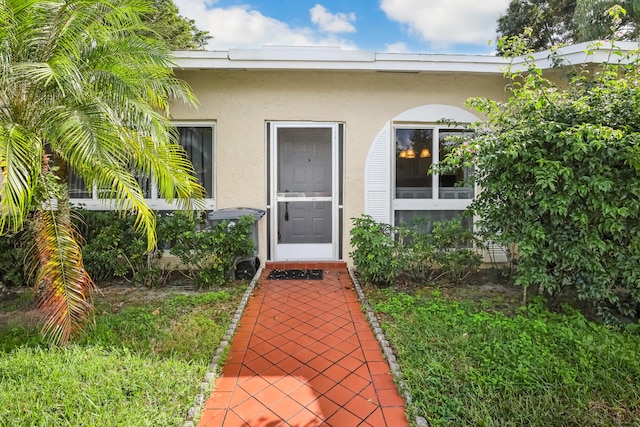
[266,269,323,280]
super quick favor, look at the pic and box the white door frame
[269,122,339,261]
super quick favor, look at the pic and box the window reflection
[395,128,433,199]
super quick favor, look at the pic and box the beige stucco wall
[170,69,508,265]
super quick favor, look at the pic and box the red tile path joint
[198,267,408,427]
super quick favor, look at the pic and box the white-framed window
[69,122,215,210]
[393,125,474,230]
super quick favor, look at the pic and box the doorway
[269,122,340,261]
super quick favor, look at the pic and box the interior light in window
[399,150,407,158]
[420,148,431,158]
[406,148,415,158]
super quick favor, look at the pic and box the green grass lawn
[0,284,246,427]
[365,286,640,427]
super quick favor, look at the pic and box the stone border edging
[348,268,429,427]
[182,268,263,427]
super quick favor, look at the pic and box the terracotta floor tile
[363,348,386,363]
[341,372,370,394]
[286,407,323,426]
[325,408,363,426]
[349,348,366,362]
[357,384,379,406]
[308,396,340,420]
[222,363,242,377]
[322,347,347,362]
[261,364,287,378]
[220,411,248,426]
[378,388,406,407]
[197,409,225,427]
[244,357,272,375]
[344,393,378,420]
[382,407,409,426]
[371,374,397,390]
[215,377,238,392]
[263,348,289,365]
[276,356,302,374]
[335,340,359,355]
[236,366,256,381]
[289,384,320,406]
[268,334,291,348]
[291,347,317,363]
[238,376,270,395]
[323,363,351,383]
[338,355,365,373]
[309,341,331,354]
[324,383,354,406]
[291,364,320,381]
[309,373,338,395]
[252,385,287,408]
[205,391,232,410]
[272,374,306,394]
[280,341,305,355]
[363,408,386,426]
[198,268,407,426]
[232,397,269,421]
[367,361,392,375]
[307,355,334,373]
[353,364,373,381]
[269,395,305,420]
[360,339,382,350]
[228,387,252,408]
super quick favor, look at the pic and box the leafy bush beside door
[349,214,482,286]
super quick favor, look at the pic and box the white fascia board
[172,41,640,74]
[509,40,640,71]
[374,53,507,73]
[172,48,508,73]
[228,46,376,62]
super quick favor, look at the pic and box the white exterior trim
[70,121,216,211]
[269,121,340,261]
[173,41,640,73]
[364,122,392,224]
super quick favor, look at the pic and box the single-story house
[69,41,633,267]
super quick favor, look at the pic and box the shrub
[350,214,482,286]
[436,36,640,319]
[75,210,164,286]
[163,212,255,288]
[0,231,29,289]
[349,215,408,286]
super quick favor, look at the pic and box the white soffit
[173,41,640,74]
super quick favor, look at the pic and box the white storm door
[271,123,338,261]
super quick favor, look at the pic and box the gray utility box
[207,207,265,280]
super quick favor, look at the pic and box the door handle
[284,189,289,221]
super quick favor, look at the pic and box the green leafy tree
[0,0,204,344]
[497,0,577,52]
[437,30,640,318]
[497,0,640,52]
[142,0,211,50]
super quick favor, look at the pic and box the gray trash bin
[207,207,265,280]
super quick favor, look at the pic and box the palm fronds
[0,0,202,344]
[27,197,95,345]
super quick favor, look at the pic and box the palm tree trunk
[27,164,95,345]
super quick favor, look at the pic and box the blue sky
[174,0,512,55]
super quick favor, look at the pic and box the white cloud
[310,4,356,34]
[173,0,356,49]
[384,42,409,53]
[380,0,510,50]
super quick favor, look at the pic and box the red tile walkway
[197,267,409,427]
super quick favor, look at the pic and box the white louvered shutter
[364,122,391,224]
